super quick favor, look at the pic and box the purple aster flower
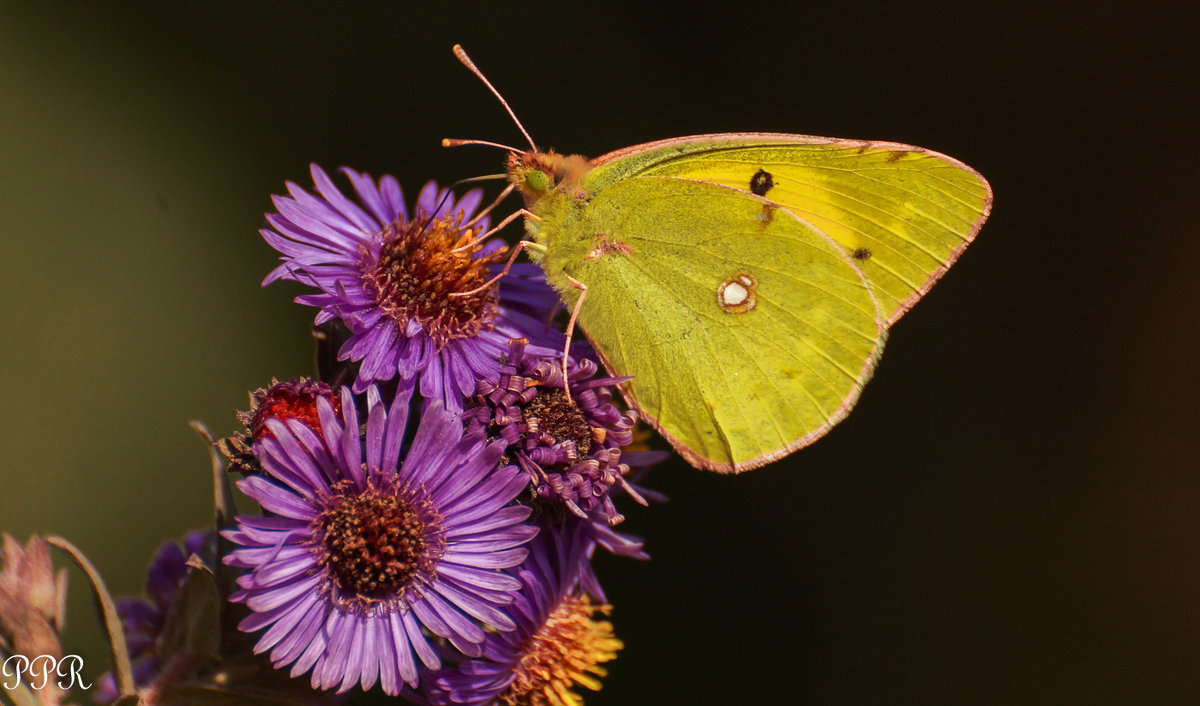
[94,531,215,703]
[223,385,538,696]
[425,520,624,706]
[261,165,560,411]
[465,338,668,528]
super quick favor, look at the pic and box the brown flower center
[499,594,622,706]
[524,390,592,457]
[316,478,442,605]
[361,210,504,348]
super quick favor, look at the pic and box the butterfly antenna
[442,138,523,153]
[453,44,538,152]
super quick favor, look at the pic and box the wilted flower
[261,166,558,410]
[466,339,667,527]
[0,534,67,668]
[224,385,538,695]
[218,377,341,475]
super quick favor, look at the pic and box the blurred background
[2,2,1199,704]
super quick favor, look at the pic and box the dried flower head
[0,534,67,659]
[466,339,666,527]
[218,377,340,475]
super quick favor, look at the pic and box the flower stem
[45,536,134,698]
[190,420,238,596]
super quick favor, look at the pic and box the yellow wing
[586,133,993,325]
[545,176,885,472]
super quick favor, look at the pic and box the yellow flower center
[499,594,622,706]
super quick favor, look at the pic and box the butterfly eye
[523,169,550,194]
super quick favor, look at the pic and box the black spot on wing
[750,168,774,196]
[852,247,872,261]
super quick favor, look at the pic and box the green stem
[45,537,134,698]
[189,421,238,596]
[189,421,237,528]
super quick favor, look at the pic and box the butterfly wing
[586,133,993,324]
[548,176,885,472]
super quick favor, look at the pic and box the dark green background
[3,2,1199,704]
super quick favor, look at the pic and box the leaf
[157,557,221,664]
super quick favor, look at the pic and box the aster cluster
[66,166,666,706]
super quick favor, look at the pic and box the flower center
[524,390,592,458]
[316,478,442,605]
[362,210,503,348]
[499,594,622,706]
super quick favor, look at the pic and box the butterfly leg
[561,275,587,406]
[463,183,516,229]
[452,204,535,254]
[448,209,546,297]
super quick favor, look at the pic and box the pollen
[316,478,443,607]
[499,595,623,706]
[362,209,505,348]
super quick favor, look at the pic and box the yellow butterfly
[451,46,992,473]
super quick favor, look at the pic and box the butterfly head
[507,149,591,206]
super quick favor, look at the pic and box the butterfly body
[506,133,992,473]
